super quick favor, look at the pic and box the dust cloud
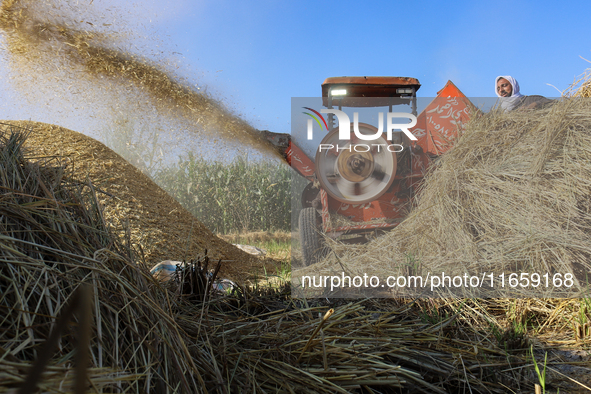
[0,0,282,167]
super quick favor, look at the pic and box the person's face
[496,78,513,97]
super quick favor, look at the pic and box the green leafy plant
[531,345,547,394]
[155,155,294,233]
[402,252,421,277]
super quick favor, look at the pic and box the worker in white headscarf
[495,76,524,111]
[495,75,553,112]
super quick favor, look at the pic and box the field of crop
[153,155,295,234]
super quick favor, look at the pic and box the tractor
[265,76,473,266]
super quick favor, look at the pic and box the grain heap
[2,121,273,281]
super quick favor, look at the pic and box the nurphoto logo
[303,107,417,142]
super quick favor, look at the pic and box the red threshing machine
[265,77,473,266]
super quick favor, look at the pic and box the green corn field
[154,153,304,234]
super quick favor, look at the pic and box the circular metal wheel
[298,207,327,267]
[315,123,397,204]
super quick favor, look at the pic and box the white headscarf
[495,75,524,112]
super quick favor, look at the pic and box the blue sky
[156,0,591,133]
[1,0,591,145]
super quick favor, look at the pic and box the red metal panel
[412,80,472,156]
[287,141,315,180]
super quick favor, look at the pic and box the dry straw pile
[0,124,203,391]
[298,94,591,298]
[4,123,580,394]
[6,119,267,280]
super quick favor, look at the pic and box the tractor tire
[299,207,327,267]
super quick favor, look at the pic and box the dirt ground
[4,120,277,282]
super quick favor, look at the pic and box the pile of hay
[0,125,205,392]
[296,96,591,297]
[0,125,494,392]
[0,120,277,282]
[2,124,590,394]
